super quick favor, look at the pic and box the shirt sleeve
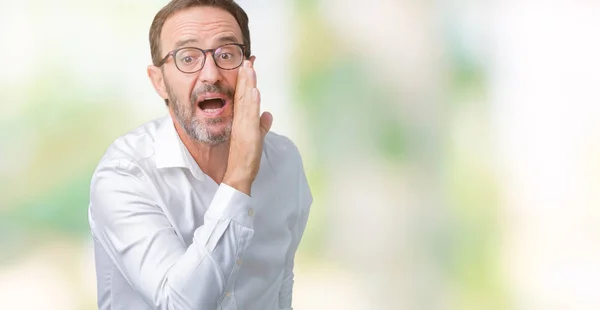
[278,155,313,309]
[89,160,254,310]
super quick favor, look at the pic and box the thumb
[259,111,273,138]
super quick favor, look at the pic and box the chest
[157,168,299,264]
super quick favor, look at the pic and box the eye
[182,56,197,64]
[177,49,203,66]
[218,53,233,60]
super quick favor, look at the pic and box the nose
[198,53,221,84]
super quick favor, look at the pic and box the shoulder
[261,131,309,179]
[92,116,165,182]
[263,131,304,165]
[261,132,306,191]
[263,132,313,218]
[98,116,166,164]
[100,117,164,163]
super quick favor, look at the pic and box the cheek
[167,72,198,100]
[223,70,240,91]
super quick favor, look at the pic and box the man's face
[158,6,244,145]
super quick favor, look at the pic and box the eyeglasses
[157,43,247,73]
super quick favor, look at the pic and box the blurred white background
[1,0,599,309]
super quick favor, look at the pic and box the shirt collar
[154,115,206,180]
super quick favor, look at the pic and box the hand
[223,57,273,195]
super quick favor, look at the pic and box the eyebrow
[173,38,199,49]
[172,35,240,50]
[215,35,239,45]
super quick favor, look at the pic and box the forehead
[161,6,243,51]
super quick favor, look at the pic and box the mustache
[190,83,234,104]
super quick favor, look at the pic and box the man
[87,0,312,309]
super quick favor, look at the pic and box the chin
[189,120,232,146]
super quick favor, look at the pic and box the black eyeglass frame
[157,43,248,73]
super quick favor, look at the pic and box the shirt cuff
[205,183,254,228]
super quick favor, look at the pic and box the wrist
[223,172,253,196]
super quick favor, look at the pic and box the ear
[249,55,256,66]
[147,65,169,101]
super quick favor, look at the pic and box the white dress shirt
[88,115,312,310]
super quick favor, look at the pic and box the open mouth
[198,98,226,112]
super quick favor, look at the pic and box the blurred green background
[2,0,600,309]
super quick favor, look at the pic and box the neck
[173,119,229,184]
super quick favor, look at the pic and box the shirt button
[248,208,254,217]
[236,258,243,266]
[225,291,231,298]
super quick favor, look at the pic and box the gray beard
[166,81,233,146]
[183,113,231,146]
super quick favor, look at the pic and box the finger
[235,63,247,94]
[246,61,257,89]
[259,111,273,138]
[251,88,261,117]
[236,61,256,97]
[234,62,250,110]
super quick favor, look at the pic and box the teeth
[203,108,220,112]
